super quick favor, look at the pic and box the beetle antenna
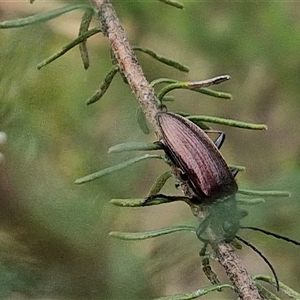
[240,226,300,247]
[235,235,280,291]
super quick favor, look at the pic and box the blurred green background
[1,1,300,299]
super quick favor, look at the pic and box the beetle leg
[201,253,221,286]
[196,215,211,242]
[213,132,226,149]
[230,168,239,178]
[202,129,225,149]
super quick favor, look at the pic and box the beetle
[156,112,238,204]
[155,112,245,243]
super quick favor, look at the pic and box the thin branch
[90,0,261,299]
[215,243,261,300]
[90,0,161,135]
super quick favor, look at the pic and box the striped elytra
[156,112,237,203]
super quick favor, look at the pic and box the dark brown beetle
[156,112,238,204]
[155,111,243,243]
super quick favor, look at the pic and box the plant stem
[215,243,261,300]
[90,0,161,135]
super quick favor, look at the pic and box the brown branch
[91,0,161,135]
[90,0,261,299]
[215,243,261,299]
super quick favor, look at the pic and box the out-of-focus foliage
[0,1,300,299]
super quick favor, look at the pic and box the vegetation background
[1,1,300,299]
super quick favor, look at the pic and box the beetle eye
[222,221,238,237]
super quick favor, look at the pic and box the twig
[90,0,161,135]
[90,0,261,299]
[215,243,261,300]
